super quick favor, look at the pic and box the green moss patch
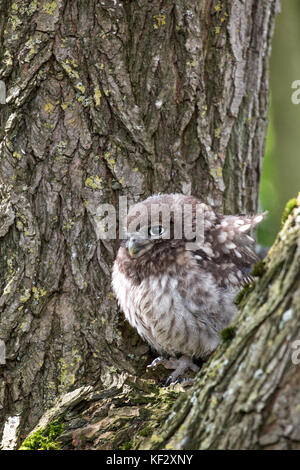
[221,326,236,342]
[19,419,64,450]
[281,198,298,227]
[235,282,255,306]
[250,260,266,278]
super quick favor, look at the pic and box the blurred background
[258,0,300,246]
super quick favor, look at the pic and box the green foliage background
[258,0,300,246]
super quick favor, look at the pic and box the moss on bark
[19,197,300,450]
[0,0,278,448]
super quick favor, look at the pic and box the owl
[112,194,265,385]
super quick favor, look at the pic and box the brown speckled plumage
[112,194,265,383]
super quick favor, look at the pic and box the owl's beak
[127,234,151,258]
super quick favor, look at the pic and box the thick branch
[19,197,300,450]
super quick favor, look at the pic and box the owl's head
[116,193,266,288]
[124,193,214,258]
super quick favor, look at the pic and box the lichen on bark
[18,197,300,450]
[0,0,279,448]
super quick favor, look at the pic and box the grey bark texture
[17,197,300,450]
[0,0,281,449]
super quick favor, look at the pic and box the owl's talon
[164,373,193,387]
[172,377,196,387]
[148,355,200,386]
[147,356,164,369]
[164,375,174,387]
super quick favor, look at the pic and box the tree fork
[0,0,279,448]
[19,197,300,450]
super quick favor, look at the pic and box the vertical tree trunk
[0,0,278,447]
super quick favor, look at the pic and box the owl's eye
[149,225,164,237]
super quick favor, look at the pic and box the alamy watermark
[0,340,6,365]
[291,80,300,104]
[0,80,6,104]
[94,196,205,250]
[291,340,300,365]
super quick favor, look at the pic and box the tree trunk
[0,0,278,449]
[17,197,300,450]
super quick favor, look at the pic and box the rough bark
[0,0,278,449]
[18,198,300,450]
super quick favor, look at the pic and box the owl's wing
[212,213,266,259]
[192,212,267,288]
